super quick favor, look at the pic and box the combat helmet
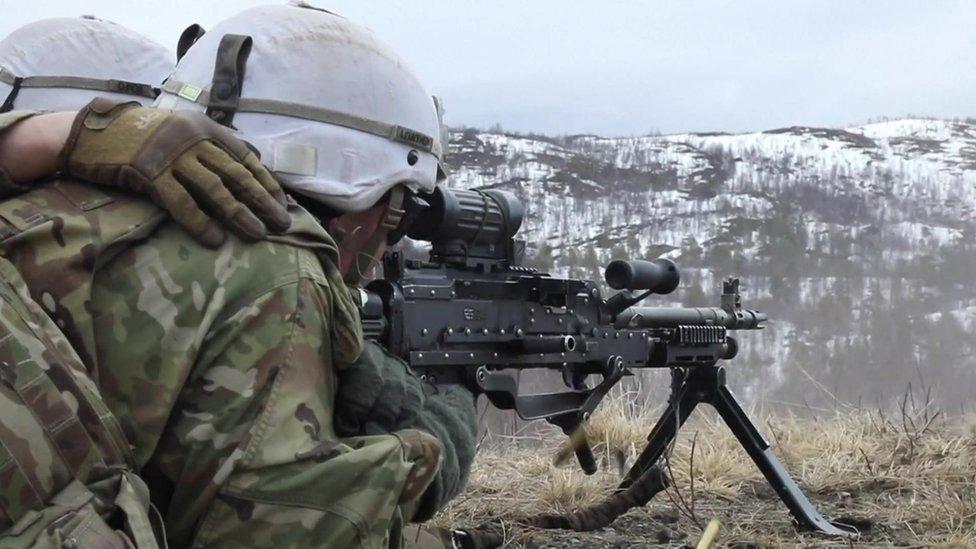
[0,16,172,112]
[157,2,448,213]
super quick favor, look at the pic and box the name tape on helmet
[393,126,433,151]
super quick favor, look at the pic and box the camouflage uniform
[0,115,442,547]
[0,252,159,548]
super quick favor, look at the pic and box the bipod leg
[705,367,857,537]
[619,368,700,490]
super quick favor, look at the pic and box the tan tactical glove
[59,98,291,248]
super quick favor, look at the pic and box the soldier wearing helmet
[0,15,300,548]
[0,6,477,548]
[156,3,450,282]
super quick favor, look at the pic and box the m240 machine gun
[359,186,856,537]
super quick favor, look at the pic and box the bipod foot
[620,366,859,538]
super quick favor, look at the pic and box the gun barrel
[617,306,766,330]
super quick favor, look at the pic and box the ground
[437,391,976,547]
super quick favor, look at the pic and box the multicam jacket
[0,111,440,547]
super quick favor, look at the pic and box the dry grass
[437,389,976,547]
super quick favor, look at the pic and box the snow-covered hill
[444,119,976,408]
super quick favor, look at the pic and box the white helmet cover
[157,3,446,213]
[0,17,173,111]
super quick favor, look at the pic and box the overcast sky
[1,1,973,136]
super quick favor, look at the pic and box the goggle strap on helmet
[163,27,441,160]
[205,34,252,126]
[0,66,159,112]
[165,78,441,157]
[176,23,206,62]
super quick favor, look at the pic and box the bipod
[618,365,858,537]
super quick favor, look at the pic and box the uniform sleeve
[404,383,477,521]
[89,228,436,548]
[335,341,478,521]
[166,276,420,547]
[0,110,40,198]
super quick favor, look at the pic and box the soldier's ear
[177,23,206,62]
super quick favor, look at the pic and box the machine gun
[359,186,856,537]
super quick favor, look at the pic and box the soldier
[0,16,294,548]
[0,6,477,548]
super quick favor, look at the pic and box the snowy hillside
[443,119,976,408]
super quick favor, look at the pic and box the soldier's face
[330,198,392,284]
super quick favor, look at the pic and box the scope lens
[605,260,634,290]
[604,258,680,294]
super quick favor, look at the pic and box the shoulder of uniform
[0,179,165,246]
[266,200,342,269]
[146,216,331,309]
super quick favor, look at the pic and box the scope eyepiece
[605,258,680,294]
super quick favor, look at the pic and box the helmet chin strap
[338,186,408,285]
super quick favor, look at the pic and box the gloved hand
[409,383,477,521]
[334,341,426,436]
[59,98,291,248]
[334,341,477,520]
